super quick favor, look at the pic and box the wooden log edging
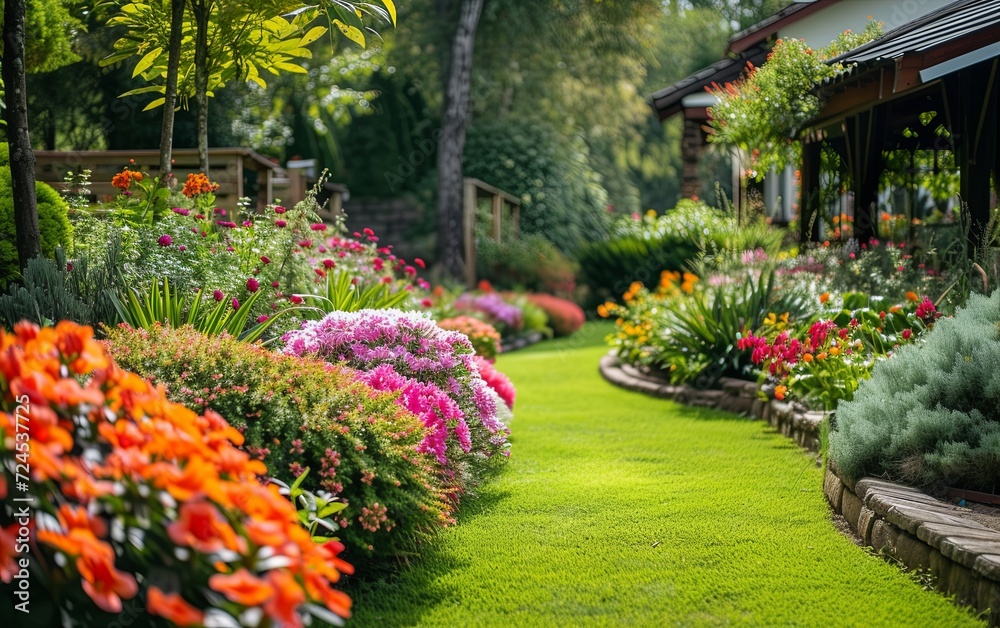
[598,350,826,452]
[825,464,1000,626]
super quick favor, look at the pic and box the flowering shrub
[737,291,940,409]
[282,310,511,482]
[474,356,516,410]
[0,321,352,626]
[105,324,453,557]
[831,291,1000,492]
[454,292,523,334]
[438,316,502,361]
[526,294,585,337]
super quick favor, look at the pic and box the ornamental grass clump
[830,291,1000,493]
[282,310,511,485]
[105,324,453,558]
[0,321,352,627]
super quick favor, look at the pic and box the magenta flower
[178,245,187,251]
[171,207,190,216]
[322,259,336,269]
[261,255,271,265]
[231,297,240,310]
[271,281,280,288]
[298,239,312,248]
[216,220,237,228]
[310,223,327,231]
[213,207,226,215]
[213,290,224,302]
[274,205,286,214]
[246,278,259,293]
[414,258,426,269]
[275,220,287,228]
[256,314,269,324]
[157,234,173,247]
[242,220,253,227]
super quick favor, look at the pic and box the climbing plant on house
[707,19,883,178]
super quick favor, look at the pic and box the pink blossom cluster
[474,356,516,410]
[282,309,510,462]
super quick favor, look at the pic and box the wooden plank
[463,180,478,288]
[462,177,520,206]
[491,193,503,243]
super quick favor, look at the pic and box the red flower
[247,278,260,293]
[261,256,271,265]
[322,259,336,269]
[275,220,287,228]
[290,295,304,305]
[310,223,327,231]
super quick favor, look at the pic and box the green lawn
[347,322,983,627]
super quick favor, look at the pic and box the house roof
[729,0,840,54]
[650,44,768,120]
[828,0,1000,67]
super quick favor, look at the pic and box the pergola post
[800,140,822,243]
[957,60,998,249]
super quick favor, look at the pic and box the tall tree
[3,0,39,270]
[159,0,186,175]
[435,0,484,280]
[189,0,213,170]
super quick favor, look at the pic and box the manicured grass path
[347,323,982,626]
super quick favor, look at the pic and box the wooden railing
[462,177,522,287]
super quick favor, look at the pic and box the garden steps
[826,465,1000,625]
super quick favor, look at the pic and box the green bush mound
[477,234,577,297]
[0,143,74,289]
[105,325,453,559]
[830,291,1000,493]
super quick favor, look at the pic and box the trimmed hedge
[830,291,1000,493]
[104,324,453,558]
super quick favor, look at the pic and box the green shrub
[0,143,74,289]
[464,120,611,253]
[477,234,578,297]
[104,325,453,559]
[830,291,1000,492]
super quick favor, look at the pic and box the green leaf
[133,46,164,78]
[142,98,167,111]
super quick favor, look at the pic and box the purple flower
[157,234,172,247]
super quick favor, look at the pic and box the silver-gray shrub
[829,291,1000,493]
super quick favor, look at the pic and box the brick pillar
[681,118,706,199]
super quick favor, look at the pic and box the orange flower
[816,352,828,361]
[819,293,830,304]
[167,501,245,554]
[210,568,275,606]
[774,385,787,400]
[889,305,902,314]
[905,291,918,302]
[76,545,138,613]
[803,353,814,363]
[181,172,219,197]
[147,587,205,626]
[111,169,141,191]
[477,279,493,293]
[263,570,307,627]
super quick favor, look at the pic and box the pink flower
[246,278,259,293]
[290,295,304,304]
[414,258,426,269]
[271,281,280,288]
[171,207,190,216]
[231,297,240,310]
[298,239,312,248]
[213,290,224,302]
[213,207,226,215]
[242,220,253,228]
[157,234,173,247]
[363,228,375,237]
[216,220,237,228]
[256,314,269,324]
[275,220,287,228]
[310,223,327,231]
[274,205,286,214]
[902,328,912,340]
[260,256,271,265]
[322,259,336,269]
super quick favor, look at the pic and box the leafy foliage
[830,291,1000,492]
[0,144,74,289]
[477,234,578,298]
[105,324,452,558]
[463,120,611,253]
[708,20,884,174]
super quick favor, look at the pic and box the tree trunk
[3,0,40,271]
[435,0,484,280]
[159,0,187,178]
[192,0,211,172]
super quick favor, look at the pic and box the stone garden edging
[598,350,1000,625]
[825,464,1000,626]
[598,350,825,452]
[501,331,546,354]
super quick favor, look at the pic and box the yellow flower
[780,312,790,324]
[764,312,777,326]
[830,346,841,356]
